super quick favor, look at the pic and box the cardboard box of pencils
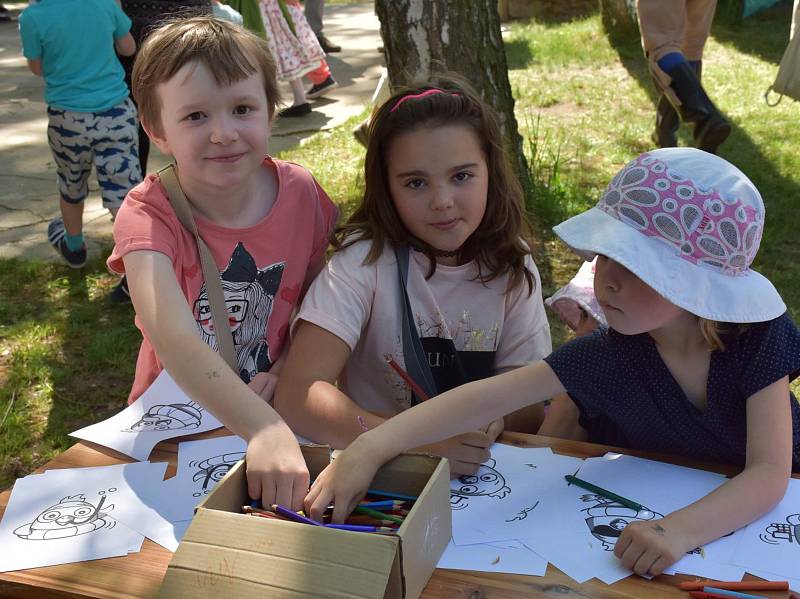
[159,445,452,599]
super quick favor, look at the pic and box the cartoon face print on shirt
[450,458,511,510]
[193,243,285,383]
[13,493,116,540]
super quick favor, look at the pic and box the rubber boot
[651,62,702,148]
[666,61,730,154]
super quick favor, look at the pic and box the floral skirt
[259,0,325,81]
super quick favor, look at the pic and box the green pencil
[564,474,645,511]
[354,506,405,525]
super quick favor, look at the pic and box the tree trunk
[598,0,640,42]
[374,0,531,195]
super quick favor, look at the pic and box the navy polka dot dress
[544,313,800,471]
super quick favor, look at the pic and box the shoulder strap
[394,244,438,405]
[157,164,238,373]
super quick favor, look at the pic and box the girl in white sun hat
[302,147,800,578]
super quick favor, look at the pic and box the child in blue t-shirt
[19,0,142,273]
[305,148,800,578]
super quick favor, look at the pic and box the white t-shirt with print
[294,239,552,415]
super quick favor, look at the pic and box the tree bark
[374,0,531,195]
[598,0,640,42]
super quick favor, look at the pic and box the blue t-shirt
[544,313,800,470]
[19,0,131,112]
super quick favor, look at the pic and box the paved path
[0,1,381,262]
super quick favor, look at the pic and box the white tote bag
[767,0,800,104]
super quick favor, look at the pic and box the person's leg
[305,61,338,99]
[278,79,311,117]
[638,0,729,153]
[304,0,323,36]
[46,107,92,267]
[92,98,142,218]
[305,0,340,53]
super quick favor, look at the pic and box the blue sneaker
[47,218,86,268]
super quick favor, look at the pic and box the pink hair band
[390,89,460,113]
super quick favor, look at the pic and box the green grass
[1,5,799,487]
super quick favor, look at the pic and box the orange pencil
[679,581,788,592]
[385,355,430,401]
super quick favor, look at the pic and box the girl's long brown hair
[334,75,536,295]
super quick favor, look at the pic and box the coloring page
[0,466,145,572]
[730,477,800,579]
[160,435,247,522]
[438,539,547,576]
[33,461,183,551]
[449,444,583,545]
[525,453,737,582]
[70,370,223,460]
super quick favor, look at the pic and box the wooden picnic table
[0,430,796,598]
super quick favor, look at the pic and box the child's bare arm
[114,32,136,57]
[614,376,792,576]
[26,59,42,76]
[275,321,494,474]
[124,250,310,509]
[305,360,565,521]
[274,320,385,447]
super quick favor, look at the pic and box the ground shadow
[711,1,791,65]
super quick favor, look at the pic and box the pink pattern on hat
[597,153,763,277]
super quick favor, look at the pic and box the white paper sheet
[70,370,224,461]
[438,538,548,576]
[523,453,740,584]
[0,466,145,572]
[159,435,247,522]
[450,444,583,545]
[730,477,800,580]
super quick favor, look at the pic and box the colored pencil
[344,515,401,527]
[563,474,645,511]
[679,581,789,592]
[359,500,409,510]
[385,356,430,401]
[354,506,405,524]
[271,504,323,526]
[702,587,767,599]
[325,523,397,533]
[689,592,766,599]
[367,489,419,502]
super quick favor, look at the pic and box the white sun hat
[552,148,785,323]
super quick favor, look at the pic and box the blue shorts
[47,97,142,210]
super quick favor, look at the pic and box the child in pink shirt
[108,16,337,510]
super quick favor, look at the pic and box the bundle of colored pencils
[677,580,791,599]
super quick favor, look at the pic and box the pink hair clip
[390,88,460,113]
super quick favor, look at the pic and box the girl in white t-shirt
[275,77,552,475]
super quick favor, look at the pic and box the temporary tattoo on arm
[206,370,221,380]
[651,523,666,535]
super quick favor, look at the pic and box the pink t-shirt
[109,158,338,403]
[295,239,552,415]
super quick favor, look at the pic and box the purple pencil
[324,523,396,533]
[271,504,323,526]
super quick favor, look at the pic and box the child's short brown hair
[132,16,280,136]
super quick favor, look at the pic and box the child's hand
[246,424,310,512]
[613,518,693,576]
[484,417,504,444]
[248,372,279,404]
[304,437,382,523]
[421,431,492,476]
